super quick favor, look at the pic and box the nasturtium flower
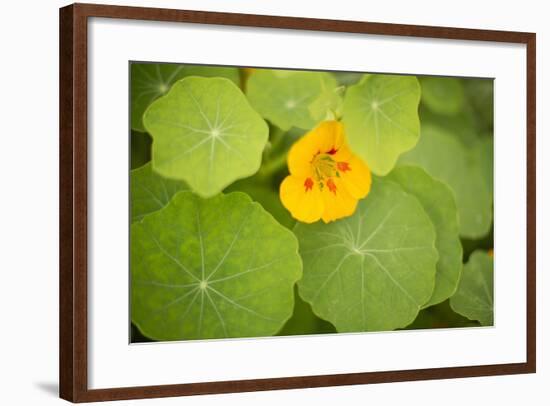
[280,120,372,223]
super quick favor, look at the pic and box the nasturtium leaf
[130,162,187,223]
[420,76,465,115]
[399,124,493,239]
[294,179,438,332]
[450,250,494,326]
[246,70,339,131]
[131,63,240,132]
[308,82,343,122]
[387,166,462,307]
[131,191,302,341]
[143,77,269,198]
[343,74,421,175]
[277,287,336,336]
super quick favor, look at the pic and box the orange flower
[280,121,372,223]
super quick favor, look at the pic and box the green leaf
[387,166,462,307]
[131,63,240,132]
[246,70,338,131]
[294,178,438,332]
[399,124,493,239]
[450,250,493,326]
[420,76,465,115]
[277,286,336,336]
[343,74,421,175]
[143,77,269,197]
[130,162,187,223]
[131,191,302,341]
[308,83,343,121]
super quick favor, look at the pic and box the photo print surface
[129,63,494,343]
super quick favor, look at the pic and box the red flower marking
[327,178,337,194]
[327,147,338,155]
[337,161,351,172]
[304,177,314,192]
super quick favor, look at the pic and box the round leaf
[399,124,493,238]
[387,166,462,307]
[294,179,438,332]
[131,191,302,340]
[143,77,269,197]
[131,63,240,132]
[450,250,493,326]
[308,84,343,121]
[343,74,421,175]
[246,70,338,131]
[130,162,187,223]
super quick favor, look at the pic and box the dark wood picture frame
[59,3,536,402]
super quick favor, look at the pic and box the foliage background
[130,65,494,343]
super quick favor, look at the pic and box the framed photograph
[59,3,536,402]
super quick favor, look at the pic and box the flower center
[311,153,337,182]
[305,151,352,193]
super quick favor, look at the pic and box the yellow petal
[320,177,358,223]
[340,155,372,199]
[287,121,345,177]
[280,175,324,223]
[331,143,353,162]
[313,121,346,153]
[287,138,316,178]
